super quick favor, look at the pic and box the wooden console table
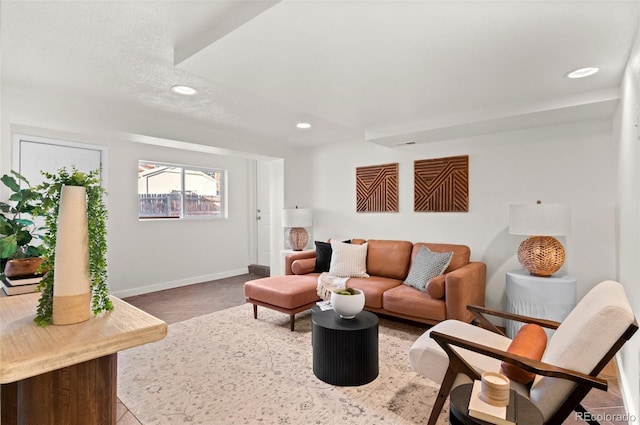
[0,293,167,425]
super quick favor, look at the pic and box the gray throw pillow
[404,246,453,291]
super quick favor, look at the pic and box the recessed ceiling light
[565,67,599,79]
[296,122,311,129]
[171,85,198,95]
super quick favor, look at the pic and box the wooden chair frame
[426,305,638,425]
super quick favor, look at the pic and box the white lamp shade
[282,208,312,228]
[509,203,570,236]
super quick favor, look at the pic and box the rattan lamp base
[517,236,565,277]
[286,227,309,251]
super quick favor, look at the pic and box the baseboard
[111,267,249,298]
[615,353,638,425]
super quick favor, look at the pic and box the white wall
[297,119,617,312]
[106,142,251,296]
[0,88,282,297]
[615,25,640,417]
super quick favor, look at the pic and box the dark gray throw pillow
[313,240,351,273]
[404,245,453,291]
[314,241,332,272]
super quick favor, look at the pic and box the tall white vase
[52,185,91,325]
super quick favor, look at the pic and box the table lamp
[282,207,312,251]
[509,201,570,277]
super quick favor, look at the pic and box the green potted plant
[0,171,44,277]
[35,167,112,326]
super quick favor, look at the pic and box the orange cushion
[244,275,319,309]
[426,275,446,299]
[291,258,315,275]
[500,324,547,384]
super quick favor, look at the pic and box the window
[138,161,226,219]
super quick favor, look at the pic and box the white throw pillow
[329,241,369,278]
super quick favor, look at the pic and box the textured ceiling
[2,1,639,149]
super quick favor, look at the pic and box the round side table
[311,306,379,386]
[449,384,543,425]
[505,269,576,338]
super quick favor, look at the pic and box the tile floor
[119,274,628,425]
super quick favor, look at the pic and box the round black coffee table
[449,383,543,425]
[311,305,379,386]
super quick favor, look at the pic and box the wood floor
[118,274,629,425]
[122,274,254,325]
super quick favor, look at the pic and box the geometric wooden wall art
[414,155,469,212]
[356,163,399,212]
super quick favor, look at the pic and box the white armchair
[409,280,638,425]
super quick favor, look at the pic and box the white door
[14,136,104,187]
[12,135,105,252]
[256,161,271,266]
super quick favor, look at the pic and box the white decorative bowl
[330,288,365,319]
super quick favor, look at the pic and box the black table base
[311,306,379,386]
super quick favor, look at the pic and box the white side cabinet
[505,269,577,338]
[279,249,297,275]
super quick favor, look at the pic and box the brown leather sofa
[244,239,486,330]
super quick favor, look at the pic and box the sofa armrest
[444,261,486,323]
[284,250,316,275]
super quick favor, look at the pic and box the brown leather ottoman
[244,275,320,331]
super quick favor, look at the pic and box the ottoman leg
[290,314,295,331]
[253,304,258,319]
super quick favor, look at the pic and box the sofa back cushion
[412,243,470,272]
[365,240,414,280]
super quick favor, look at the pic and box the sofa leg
[253,304,258,319]
[290,314,295,331]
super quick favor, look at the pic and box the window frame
[138,160,227,221]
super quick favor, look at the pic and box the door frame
[247,157,284,274]
[12,133,108,191]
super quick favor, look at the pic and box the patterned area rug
[117,304,449,424]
